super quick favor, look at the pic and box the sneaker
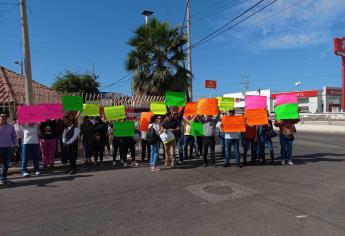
[123,162,128,168]
[35,171,41,176]
[112,161,116,166]
[22,172,30,177]
[281,160,285,165]
[223,163,230,168]
[69,170,76,175]
[288,160,294,166]
[132,161,139,167]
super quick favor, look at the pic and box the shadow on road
[2,174,93,189]
[294,153,345,165]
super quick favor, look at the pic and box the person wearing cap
[62,115,80,174]
[0,111,16,184]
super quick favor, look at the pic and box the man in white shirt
[21,123,40,177]
[62,115,80,175]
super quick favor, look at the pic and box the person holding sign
[40,119,57,168]
[161,116,177,168]
[147,116,161,171]
[93,116,108,166]
[197,114,219,167]
[257,117,275,165]
[274,118,300,165]
[21,123,40,177]
[182,116,196,160]
[222,111,241,168]
[80,116,94,165]
[243,125,257,166]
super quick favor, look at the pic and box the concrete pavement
[1,131,345,236]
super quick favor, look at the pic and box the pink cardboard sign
[245,95,267,110]
[18,104,63,124]
[275,94,298,106]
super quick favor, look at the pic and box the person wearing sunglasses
[0,112,17,185]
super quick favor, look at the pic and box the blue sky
[0,0,344,98]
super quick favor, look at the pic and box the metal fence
[0,90,165,118]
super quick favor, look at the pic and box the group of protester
[0,108,299,185]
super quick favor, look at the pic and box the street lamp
[14,60,23,77]
[141,10,154,25]
[295,81,302,91]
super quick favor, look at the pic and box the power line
[0,2,19,18]
[192,0,229,18]
[189,0,279,50]
[188,0,266,50]
[101,72,132,90]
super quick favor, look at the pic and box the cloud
[212,0,345,50]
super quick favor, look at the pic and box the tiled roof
[0,65,58,104]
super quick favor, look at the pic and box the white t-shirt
[224,132,241,140]
[23,124,39,144]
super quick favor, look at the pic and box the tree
[126,18,192,96]
[52,71,100,93]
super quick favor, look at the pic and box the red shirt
[245,125,256,139]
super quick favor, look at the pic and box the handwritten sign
[197,98,218,116]
[17,104,63,124]
[140,112,154,131]
[245,95,267,110]
[217,97,234,111]
[113,121,135,137]
[150,102,167,115]
[104,106,126,120]
[62,96,83,111]
[275,94,298,106]
[183,102,197,117]
[82,104,100,116]
[221,115,246,132]
[245,109,268,126]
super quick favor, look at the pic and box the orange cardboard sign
[221,115,246,132]
[184,102,197,117]
[197,98,218,116]
[245,109,268,126]
[140,112,154,131]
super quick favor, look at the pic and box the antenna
[241,72,249,93]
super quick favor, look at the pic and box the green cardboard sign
[217,97,234,111]
[62,96,83,111]
[191,121,204,136]
[104,106,126,120]
[166,91,186,107]
[275,103,299,120]
[113,121,135,137]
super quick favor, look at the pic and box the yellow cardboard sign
[104,106,126,120]
[82,104,100,116]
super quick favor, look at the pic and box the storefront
[272,90,321,113]
[322,86,342,112]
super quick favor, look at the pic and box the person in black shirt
[39,119,57,168]
[93,116,108,165]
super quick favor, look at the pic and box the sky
[0,0,344,99]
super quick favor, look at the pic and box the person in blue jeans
[21,123,40,176]
[223,132,241,168]
[256,120,275,165]
[243,125,257,165]
[274,119,299,165]
[148,117,161,171]
[0,112,17,185]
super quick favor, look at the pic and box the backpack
[146,126,159,144]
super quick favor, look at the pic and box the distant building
[223,86,343,113]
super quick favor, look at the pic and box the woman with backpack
[147,116,161,171]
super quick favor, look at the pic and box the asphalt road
[1,131,345,236]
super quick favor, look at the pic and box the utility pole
[20,0,33,105]
[186,0,193,101]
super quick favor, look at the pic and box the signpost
[205,80,216,97]
[333,38,345,111]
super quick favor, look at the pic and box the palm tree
[126,18,192,96]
